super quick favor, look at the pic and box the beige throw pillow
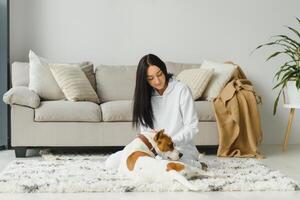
[80,63,97,91]
[176,68,214,100]
[50,64,100,104]
[29,50,96,100]
[201,60,237,101]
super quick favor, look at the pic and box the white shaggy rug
[0,150,298,193]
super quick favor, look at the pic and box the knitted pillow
[176,68,214,100]
[50,64,100,104]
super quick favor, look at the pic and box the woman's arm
[172,86,199,145]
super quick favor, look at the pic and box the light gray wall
[9,0,300,144]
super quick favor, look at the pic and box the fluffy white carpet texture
[0,151,298,193]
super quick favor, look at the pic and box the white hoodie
[139,78,200,161]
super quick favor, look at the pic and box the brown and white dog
[118,129,212,191]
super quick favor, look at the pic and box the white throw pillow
[28,50,95,100]
[176,68,214,100]
[201,60,237,101]
[50,64,100,104]
[29,50,65,100]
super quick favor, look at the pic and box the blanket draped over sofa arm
[213,63,264,158]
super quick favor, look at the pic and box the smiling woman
[105,53,202,169]
[146,66,168,95]
[132,54,174,129]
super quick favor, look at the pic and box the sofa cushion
[100,100,215,122]
[35,100,101,122]
[194,101,216,121]
[95,65,137,102]
[100,100,133,122]
[11,62,30,87]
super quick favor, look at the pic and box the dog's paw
[198,153,205,159]
[204,171,215,177]
[200,162,208,171]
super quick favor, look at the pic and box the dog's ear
[154,129,165,141]
[154,131,162,142]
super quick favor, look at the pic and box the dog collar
[137,134,158,156]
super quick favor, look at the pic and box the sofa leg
[15,147,27,158]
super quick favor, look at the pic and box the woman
[105,54,200,169]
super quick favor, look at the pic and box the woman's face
[147,65,166,91]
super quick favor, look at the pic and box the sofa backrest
[95,62,202,102]
[165,61,202,76]
[95,64,137,102]
[11,62,30,87]
[11,61,202,101]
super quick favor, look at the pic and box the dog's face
[153,129,182,161]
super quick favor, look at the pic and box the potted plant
[254,17,300,115]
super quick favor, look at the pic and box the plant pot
[284,81,300,106]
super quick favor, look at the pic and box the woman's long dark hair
[132,54,173,129]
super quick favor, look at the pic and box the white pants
[104,149,202,170]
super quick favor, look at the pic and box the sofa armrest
[3,86,40,108]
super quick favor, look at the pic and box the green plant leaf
[272,71,297,90]
[273,35,300,47]
[284,25,300,39]
[274,61,299,81]
[274,65,297,81]
[256,42,277,49]
[253,18,300,115]
[296,79,300,89]
[284,48,297,58]
[282,70,298,80]
[266,51,284,61]
[274,38,298,50]
[273,85,285,115]
[251,42,278,55]
[281,60,300,66]
[273,91,280,115]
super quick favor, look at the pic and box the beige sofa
[4,62,219,157]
